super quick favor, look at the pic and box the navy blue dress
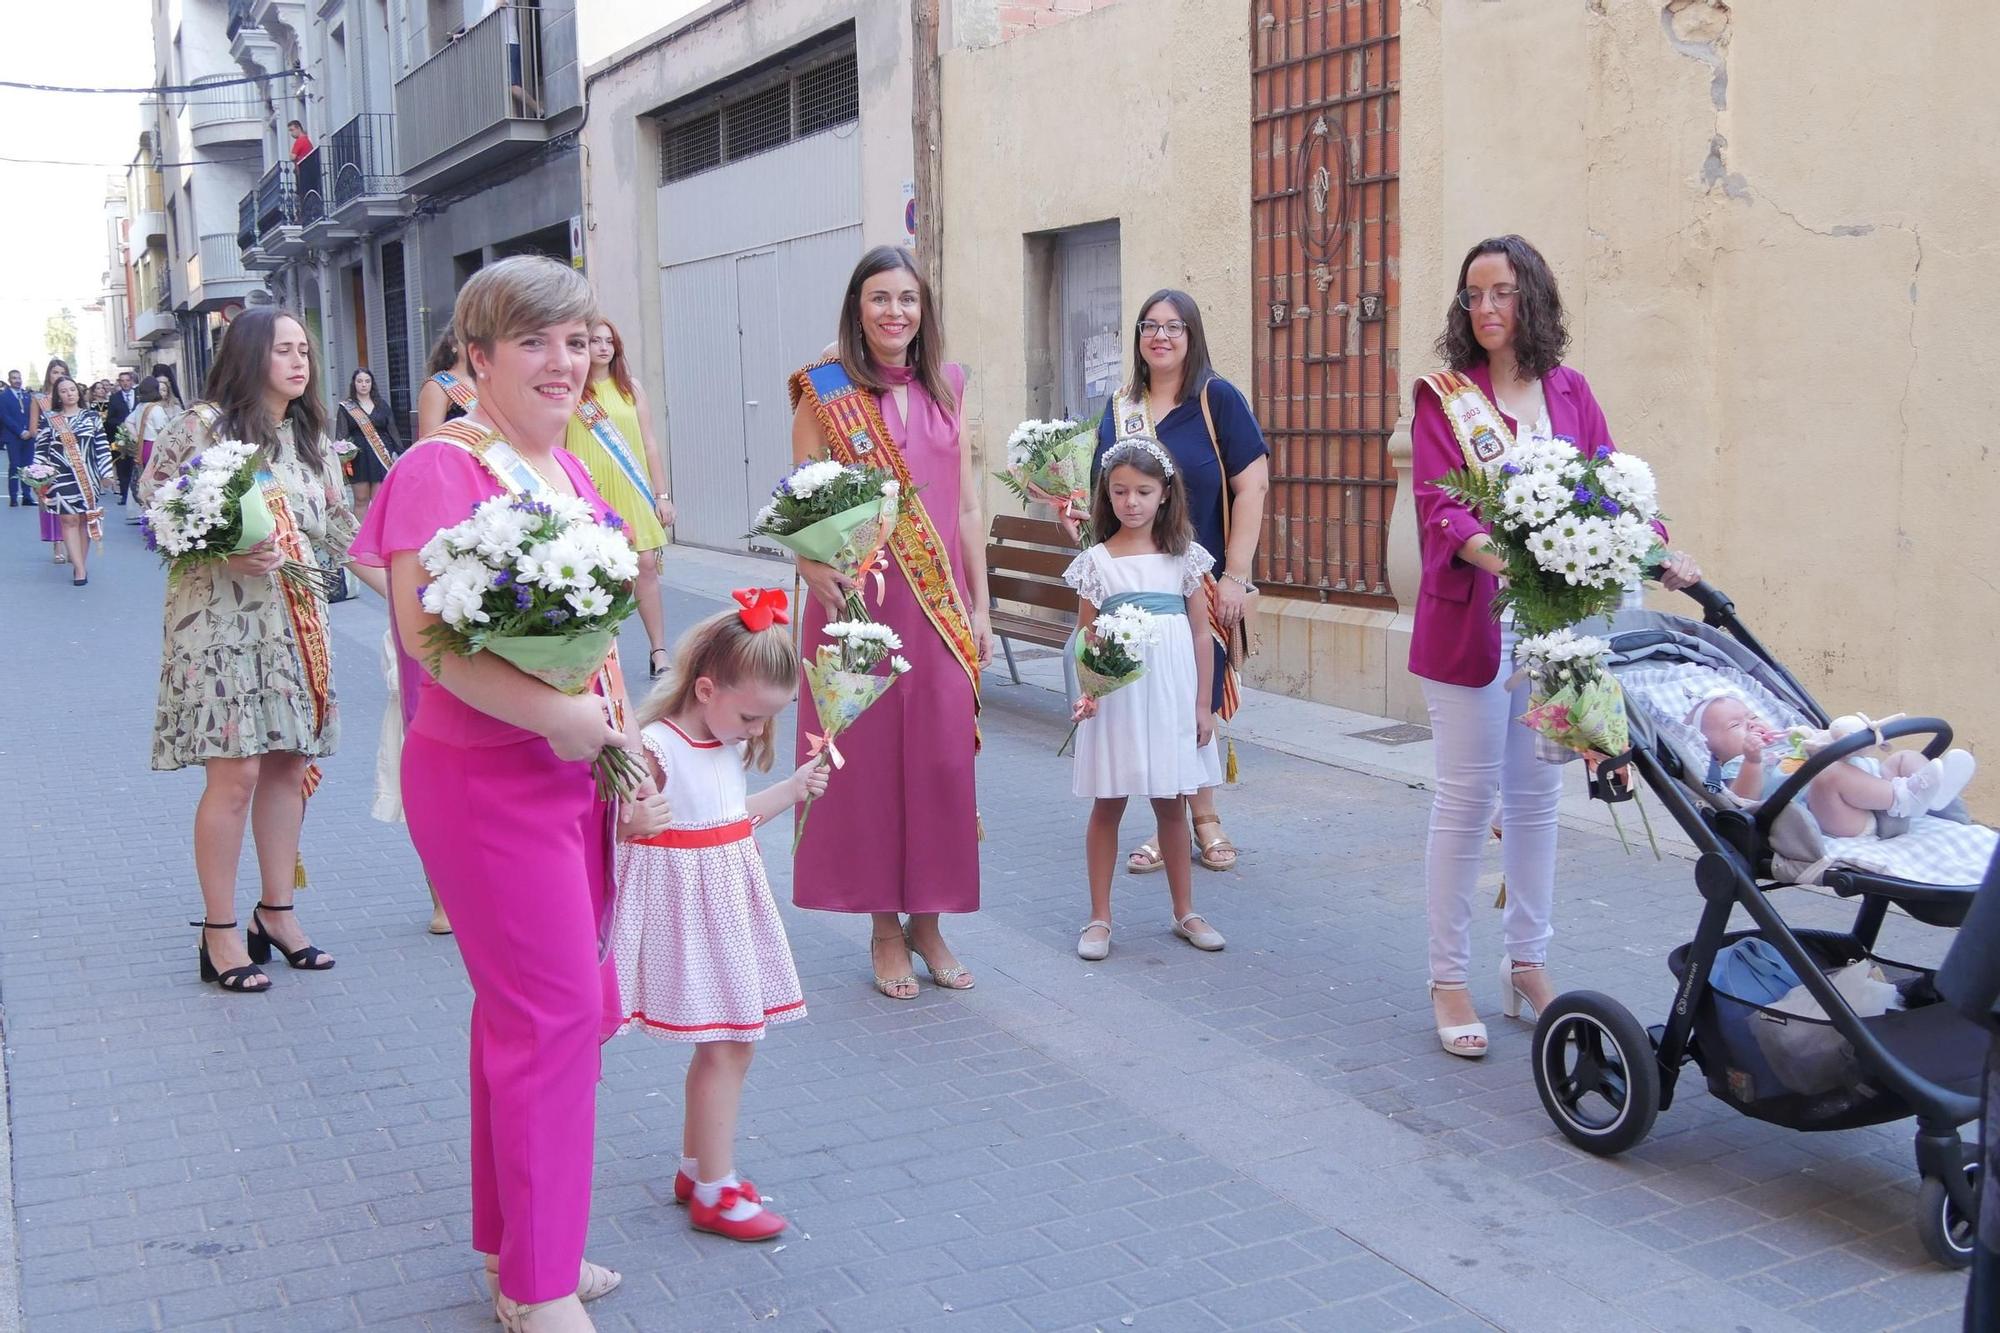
[1093,373,1268,709]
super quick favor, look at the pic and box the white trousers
[1420,627,1563,985]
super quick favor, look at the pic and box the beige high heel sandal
[485,1260,620,1317]
[493,1293,593,1332]
[1429,981,1488,1059]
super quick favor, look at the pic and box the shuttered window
[657,41,859,186]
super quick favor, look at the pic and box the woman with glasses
[1078,290,1269,881]
[1411,235,1700,1059]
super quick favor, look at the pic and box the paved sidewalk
[0,516,1972,1331]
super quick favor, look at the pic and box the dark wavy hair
[1434,234,1570,381]
[1090,437,1192,556]
[201,307,328,471]
[346,367,379,401]
[836,245,956,412]
[1128,289,1214,407]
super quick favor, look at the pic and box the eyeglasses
[1137,320,1188,339]
[1455,285,1519,312]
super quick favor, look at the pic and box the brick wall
[998,0,1121,41]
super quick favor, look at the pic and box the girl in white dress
[1065,438,1226,962]
[611,592,828,1243]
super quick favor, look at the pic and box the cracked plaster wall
[1393,0,1998,810]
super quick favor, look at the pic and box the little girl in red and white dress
[612,589,828,1242]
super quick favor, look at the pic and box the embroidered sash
[1108,387,1242,721]
[53,416,105,544]
[1417,371,1516,471]
[787,359,982,722]
[573,393,654,507]
[341,400,395,473]
[432,371,479,412]
[428,419,629,734]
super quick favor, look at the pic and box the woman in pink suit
[788,246,992,1000]
[350,257,649,1332]
[1411,235,1700,1060]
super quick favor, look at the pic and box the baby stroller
[1527,582,1995,1267]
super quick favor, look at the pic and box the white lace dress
[1064,543,1225,799]
[611,720,806,1043]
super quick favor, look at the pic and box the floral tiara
[1102,438,1175,478]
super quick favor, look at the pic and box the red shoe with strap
[688,1185,787,1242]
[673,1170,759,1206]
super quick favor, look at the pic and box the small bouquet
[139,438,329,594]
[796,618,913,851]
[115,422,139,458]
[749,458,901,621]
[333,438,358,458]
[996,418,1097,529]
[1437,440,1666,634]
[417,493,647,798]
[18,461,56,494]
[1059,604,1165,755]
[1513,628,1629,765]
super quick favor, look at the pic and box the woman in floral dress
[139,308,380,993]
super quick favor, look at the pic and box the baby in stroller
[1690,691,1977,837]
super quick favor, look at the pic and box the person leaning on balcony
[1410,234,1702,1060]
[417,329,478,438]
[287,119,312,163]
[1060,290,1270,878]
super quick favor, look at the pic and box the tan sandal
[1125,840,1166,875]
[494,1292,593,1332]
[1192,815,1237,872]
[905,927,975,990]
[485,1259,621,1312]
[870,932,918,1000]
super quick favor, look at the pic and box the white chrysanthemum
[890,655,912,674]
[784,459,846,499]
[566,586,613,618]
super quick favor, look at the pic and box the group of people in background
[42,226,1703,1329]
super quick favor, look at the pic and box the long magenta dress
[793,362,980,914]
[349,440,623,1305]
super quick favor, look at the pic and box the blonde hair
[451,256,599,354]
[638,607,801,772]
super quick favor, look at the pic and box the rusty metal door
[1251,0,1399,602]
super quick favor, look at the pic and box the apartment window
[656,37,859,186]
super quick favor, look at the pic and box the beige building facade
[583,0,1995,807]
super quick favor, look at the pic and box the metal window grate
[657,48,858,185]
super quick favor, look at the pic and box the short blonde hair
[451,256,598,352]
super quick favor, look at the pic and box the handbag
[1198,380,1260,665]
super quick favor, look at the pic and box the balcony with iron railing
[184,73,264,148]
[187,233,260,311]
[394,3,580,197]
[245,160,305,261]
[302,113,405,240]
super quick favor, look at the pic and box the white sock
[679,1155,699,1180]
[693,1173,762,1221]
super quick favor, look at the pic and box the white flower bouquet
[996,418,1097,527]
[795,618,914,851]
[1060,604,1165,755]
[139,438,328,594]
[1513,628,1629,764]
[417,493,647,797]
[1436,440,1666,634]
[749,458,902,621]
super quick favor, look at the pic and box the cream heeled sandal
[493,1293,593,1333]
[485,1260,620,1319]
[1499,957,1550,1023]
[1429,981,1487,1058]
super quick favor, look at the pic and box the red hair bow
[733,587,791,632]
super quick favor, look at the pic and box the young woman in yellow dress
[564,319,676,676]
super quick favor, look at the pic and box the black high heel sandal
[247,903,336,971]
[649,648,670,679]
[193,921,270,993]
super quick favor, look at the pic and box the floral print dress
[139,409,359,771]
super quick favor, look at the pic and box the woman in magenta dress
[350,257,651,1333]
[788,245,992,999]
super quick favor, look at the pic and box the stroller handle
[1754,716,1956,842]
[1680,579,1736,623]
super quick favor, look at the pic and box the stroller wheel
[1915,1161,1979,1269]
[1531,991,1661,1156]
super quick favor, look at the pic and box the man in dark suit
[102,370,140,503]
[1,369,35,507]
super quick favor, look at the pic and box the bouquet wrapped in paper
[996,418,1097,526]
[795,619,913,851]
[749,459,901,621]
[1436,440,1666,634]
[417,493,647,798]
[139,438,329,595]
[17,461,57,495]
[1513,628,1629,765]
[1059,604,1165,756]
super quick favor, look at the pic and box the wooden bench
[986,514,1080,684]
